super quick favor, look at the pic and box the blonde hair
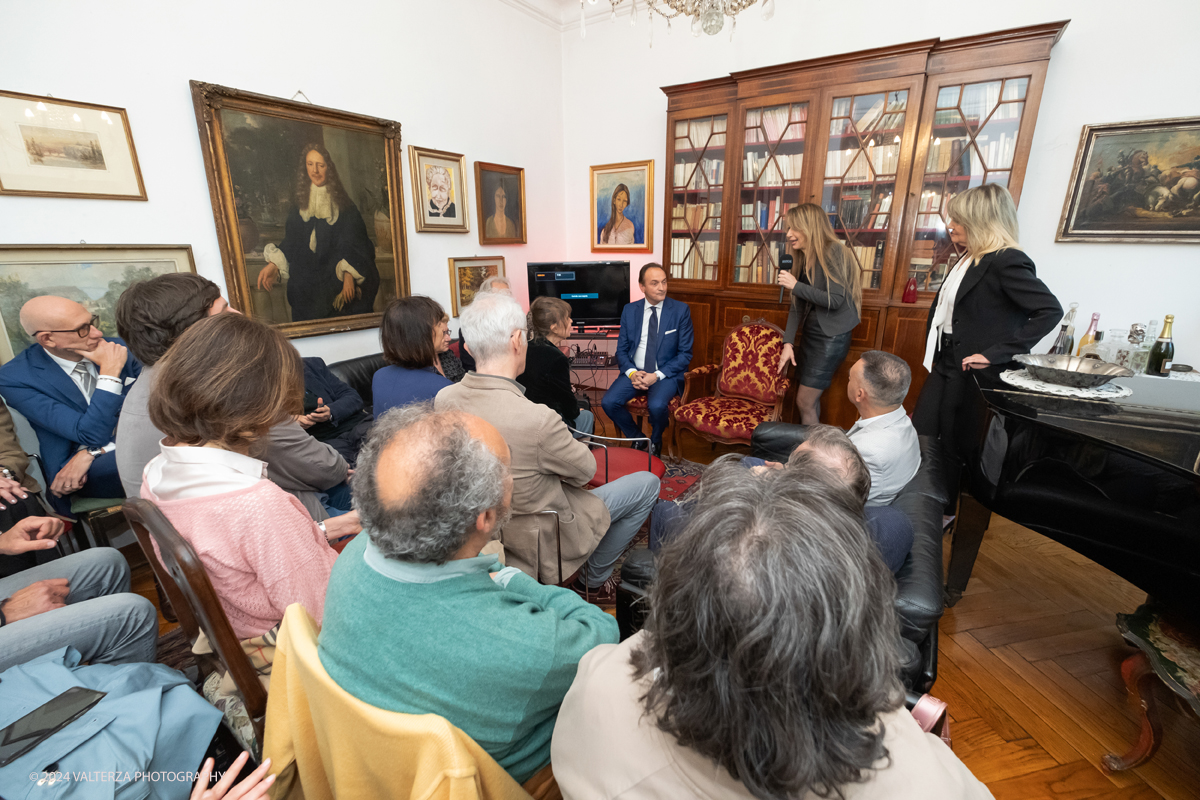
[783,204,862,315]
[947,184,1021,259]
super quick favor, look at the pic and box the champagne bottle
[1146,314,1175,377]
[1048,323,1071,356]
[1075,312,1100,356]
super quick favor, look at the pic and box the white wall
[1,0,566,359]
[559,0,1200,357]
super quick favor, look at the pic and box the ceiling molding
[561,2,637,32]
[494,0,564,30]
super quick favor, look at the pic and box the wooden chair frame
[122,498,268,744]
[673,320,791,450]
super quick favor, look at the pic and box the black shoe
[630,440,649,452]
[571,574,619,607]
[649,441,662,457]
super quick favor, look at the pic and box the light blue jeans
[0,548,158,671]
[571,409,595,438]
[585,471,660,587]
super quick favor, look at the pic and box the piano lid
[982,377,1200,478]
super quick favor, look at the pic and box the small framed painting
[590,159,654,253]
[409,145,470,233]
[474,161,526,245]
[0,244,196,364]
[0,90,147,200]
[448,256,505,317]
[1057,116,1200,243]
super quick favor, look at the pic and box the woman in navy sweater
[373,296,453,416]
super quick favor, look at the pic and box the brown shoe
[571,574,619,607]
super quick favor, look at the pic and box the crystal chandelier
[579,0,776,43]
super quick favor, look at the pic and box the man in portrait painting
[256,143,381,322]
[426,165,457,219]
[485,182,519,239]
[599,183,635,246]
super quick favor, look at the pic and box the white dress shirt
[847,406,921,506]
[142,442,267,501]
[46,349,120,451]
[628,301,666,381]
[922,254,972,372]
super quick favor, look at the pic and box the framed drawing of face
[448,256,505,317]
[0,244,195,364]
[1057,116,1200,243]
[0,90,147,200]
[591,160,654,253]
[409,146,470,234]
[474,162,526,245]
[190,81,411,338]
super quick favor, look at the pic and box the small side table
[1103,604,1200,772]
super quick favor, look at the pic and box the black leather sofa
[327,353,387,412]
[617,422,948,693]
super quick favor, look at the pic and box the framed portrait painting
[591,160,654,253]
[0,90,146,200]
[448,256,505,317]
[474,162,526,245]
[1057,116,1200,243]
[190,81,411,338]
[409,146,469,234]
[0,244,195,364]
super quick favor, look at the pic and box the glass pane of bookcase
[669,114,727,281]
[821,90,908,291]
[733,102,808,284]
[907,76,1030,293]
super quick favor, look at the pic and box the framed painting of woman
[474,162,526,245]
[190,81,411,338]
[590,160,653,253]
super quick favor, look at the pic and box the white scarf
[300,184,339,252]
[922,254,972,372]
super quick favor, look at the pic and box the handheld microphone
[777,253,794,304]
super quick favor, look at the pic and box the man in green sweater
[319,403,619,784]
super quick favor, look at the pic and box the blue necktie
[644,306,659,374]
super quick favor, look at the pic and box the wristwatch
[86,446,105,458]
[0,467,13,481]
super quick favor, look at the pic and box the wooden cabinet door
[882,305,933,414]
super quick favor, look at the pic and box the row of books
[745,104,808,144]
[836,95,906,134]
[672,202,722,231]
[670,237,718,281]
[674,157,725,189]
[848,241,886,273]
[676,116,728,147]
[825,145,900,181]
[744,151,805,187]
[732,240,786,284]
[831,192,892,230]
[740,198,792,231]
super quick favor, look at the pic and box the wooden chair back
[125,500,199,643]
[122,498,268,739]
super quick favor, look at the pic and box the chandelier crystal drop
[579,0,770,40]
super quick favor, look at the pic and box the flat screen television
[527,261,630,327]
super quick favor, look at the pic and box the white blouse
[922,254,972,372]
[142,442,267,500]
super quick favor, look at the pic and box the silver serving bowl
[1013,354,1134,388]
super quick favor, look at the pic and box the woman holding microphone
[776,204,863,425]
[912,183,1061,470]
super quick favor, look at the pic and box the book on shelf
[868,194,893,229]
[670,237,718,281]
[825,147,874,182]
[675,157,725,189]
[733,239,785,284]
[742,151,804,187]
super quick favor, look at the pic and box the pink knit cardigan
[142,479,338,639]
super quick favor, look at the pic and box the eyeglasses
[37,315,100,338]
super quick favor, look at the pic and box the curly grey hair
[632,461,902,800]
[352,402,508,564]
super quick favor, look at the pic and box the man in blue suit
[601,264,693,456]
[0,296,140,515]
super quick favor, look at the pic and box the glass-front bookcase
[895,65,1045,300]
[668,113,727,281]
[733,101,809,285]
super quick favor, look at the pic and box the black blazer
[924,248,1062,369]
[517,338,579,425]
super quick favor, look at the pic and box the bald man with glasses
[0,296,140,515]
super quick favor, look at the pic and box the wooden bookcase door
[665,102,735,286]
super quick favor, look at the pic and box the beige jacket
[552,633,994,800]
[0,399,40,493]
[436,373,607,583]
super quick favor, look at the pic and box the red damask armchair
[672,321,790,451]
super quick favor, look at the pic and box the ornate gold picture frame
[474,161,526,245]
[409,145,470,234]
[190,81,411,338]
[590,159,654,253]
[448,256,505,317]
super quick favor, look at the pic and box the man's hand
[640,372,659,388]
[0,516,64,556]
[332,273,361,311]
[778,343,796,375]
[81,339,128,377]
[50,450,93,497]
[308,398,331,424]
[0,578,69,623]
[630,371,652,390]
[749,460,785,476]
[293,414,314,429]
[257,263,280,292]
[0,475,28,507]
[322,510,361,542]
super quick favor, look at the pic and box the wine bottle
[1075,312,1100,356]
[1048,323,1071,356]
[1146,314,1175,377]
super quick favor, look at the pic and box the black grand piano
[946,375,1200,619]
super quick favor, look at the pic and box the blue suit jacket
[0,339,140,489]
[615,297,694,381]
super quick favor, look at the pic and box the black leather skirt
[796,315,853,390]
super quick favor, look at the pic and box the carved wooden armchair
[672,321,790,450]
